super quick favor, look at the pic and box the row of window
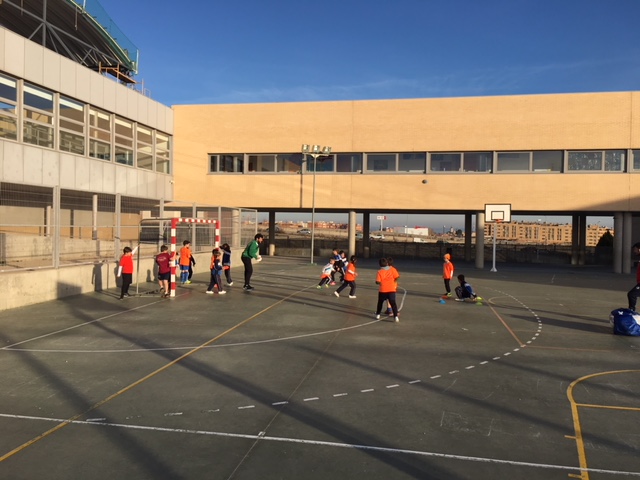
[0,72,171,174]
[209,150,638,174]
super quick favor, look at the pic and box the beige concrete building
[173,93,640,271]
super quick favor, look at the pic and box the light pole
[302,144,332,264]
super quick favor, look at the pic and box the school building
[1,0,640,310]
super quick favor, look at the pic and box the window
[336,153,362,173]
[533,151,563,172]
[23,83,54,148]
[0,73,17,141]
[463,152,492,172]
[366,153,396,172]
[276,153,303,173]
[632,150,640,171]
[568,150,625,172]
[114,116,134,166]
[155,132,170,173]
[59,96,85,155]
[399,153,426,172]
[209,154,244,173]
[497,152,530,171]
[136,125,153,170]
[248,154,276,172]
[430,153,461,172]
[305,154,334,172]
[89,107,111,160]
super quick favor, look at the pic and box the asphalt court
[1,256,639,480]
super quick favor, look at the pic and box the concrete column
[475,212,485,269]
[191,203,197,247]
[348,210,356,257]
[363,212,371,258]
[578,214,587,266]
[571,214,580,265]
[268,211,276,256]
[623,212,633,274]
[92,194,98,240]
[231,209,241,249]
[53,186,60,268]
[464,213,473,262]
[115,193,121,261]
[614,212,623,273]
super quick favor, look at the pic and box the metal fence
[0,182,257,271]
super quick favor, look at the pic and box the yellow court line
[566,370,640,480]
[0,287,312,463]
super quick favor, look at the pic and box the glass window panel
[115,117,133,137]
[60,118,84,133]
[0,73,17,102]
[605,150,625,171]
[59,97,84,122]
[430,153,461,172]
[156,132,169,151]
[568,151,602,171]
[156,154,170,174]
[137,125,152,143]
[0,100,16,115]
[60,131,85,155]
[24,84,53,111]
[89,140,110,160]
[399,153,426,172]
[463,152,492,172]
[115,145,134,166]
[366,154,395,172]
[336,153,362,172]
[275,153,303,173]
[209,155,218,172]
[247,155,276,172]
[89,108,111,131]
[137,150,153,170]
[497,152,530,171]
[307,154,334,172]
[23,121,53,148]
[90,127,111,142]
[532,151,563,172]
[0,114,17,140]
[24,109,53,124]
[633,150,640,171]
[220,154,243,173]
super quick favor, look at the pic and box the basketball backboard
[484,203,511,223]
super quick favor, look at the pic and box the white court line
[0,413,637,477]
[4,320,380,354]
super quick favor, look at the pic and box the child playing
[118,246,134,299]
[317,258,335,288]
[455,274,477,302]
[375,257,400,322]
[220,243,233,286]
[155,245,173,297]
[443,253,454,297]
[385,257,400,316]
[206,248,226,294]
[330,249,342,285]
[179,240,192,284]
[334,255,358,298]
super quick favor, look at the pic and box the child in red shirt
[375,257,400,322]
[442,253,454,297]
[118,246,134,299]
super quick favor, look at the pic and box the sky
[102,0,636,229]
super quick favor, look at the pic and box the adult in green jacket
[241,233,264,290]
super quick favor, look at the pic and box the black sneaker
[245,285,255,291]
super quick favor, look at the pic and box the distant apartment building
[485,222,612,247]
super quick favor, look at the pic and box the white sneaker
[454,298,464,302]
[205,291,214,294]
[349,295,356,299]
[218,290,226,295]
[394,317,399,323]
[375,314,381,320]
[333,291,339,297]
[228,282,233,286]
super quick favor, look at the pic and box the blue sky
[105,0,640,106]
[103,0,632,230]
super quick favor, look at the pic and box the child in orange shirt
[442,253,454,297]
[118,246,134,299]
[179,240,192,284]
[375,257,400,322]
[317,258,335,288]
[334,255,358,298]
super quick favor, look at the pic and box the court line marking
[0,413,638,477]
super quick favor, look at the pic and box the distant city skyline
[260,213,614,232]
